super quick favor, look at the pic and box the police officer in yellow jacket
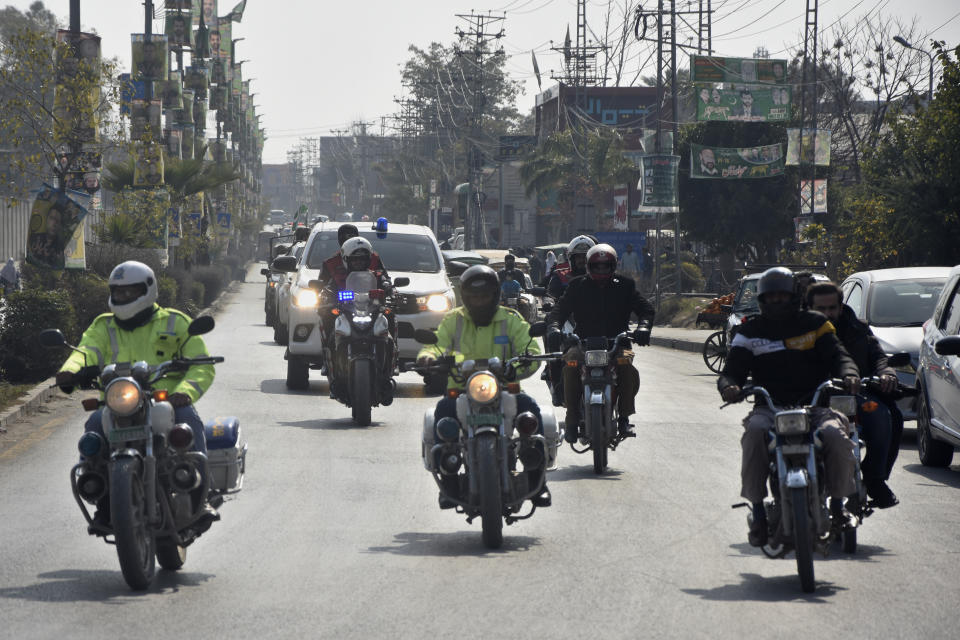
[417,265,550,508]
[55,261,217,527]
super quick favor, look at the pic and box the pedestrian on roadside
[1,257,18,296]
[619,243,642,283]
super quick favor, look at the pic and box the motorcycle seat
[204,416,241,450]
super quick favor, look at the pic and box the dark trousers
[857,392,904,483]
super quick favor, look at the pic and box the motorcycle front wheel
[477,433,504,549]
[790,487,816,593]
[110,458,156,590]
[351,358,373,426]
[591,405,607,475]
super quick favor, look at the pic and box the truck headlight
[294,289,319,307]
[425,294,451,312]
[105,379,142,417]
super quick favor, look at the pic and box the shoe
[748,516,768,547]
[564,419,579,444]
[617,417,636,438]
[830,500,858,528]
[866,480,899,509]
[531,487,552,507]
[438,493,456,509]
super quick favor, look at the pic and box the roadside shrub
[222,254,246,281]
[191,265,229,306]
[189,281,205,312]
[0,288,76,383]
[157,274,178,308]
[62,271,110,329]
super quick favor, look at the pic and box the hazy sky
[8,1,960,164]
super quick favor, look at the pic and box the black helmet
[460,264,500,326]
[338,224,359,246]
[757,267,799,319]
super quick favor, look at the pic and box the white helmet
[108,261,158,320]
[567,235,596,258]
[341,236,374,271]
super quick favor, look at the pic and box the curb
[650,335,703,354]
[0,266,249,433]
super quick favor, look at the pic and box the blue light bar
[338,290,355,303]
[376,217,388,232]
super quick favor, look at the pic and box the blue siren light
[375,217,388,237]
[338,290,355,303]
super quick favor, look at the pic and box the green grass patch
[655,296,712,328]
[0,382,32,413]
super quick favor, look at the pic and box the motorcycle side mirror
[935,337,960,357]
[528,321,547,337]
[260,268,270,276]
[528,286,546,297]
[445,260,470,277]
[886,351,912,367]
[393,277,410,288]
[271,255,299,272]
[38,328,67,348]
[189,316,215,336]
[414,329,438,345]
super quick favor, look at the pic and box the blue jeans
[856,392,903,483]
[84,404,207,455]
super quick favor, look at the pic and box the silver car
[840,267,951,419]
[916,264,960,466]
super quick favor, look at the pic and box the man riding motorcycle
[807,281,901,508]
[718,267,859,546]
[497,253,526,290]
[417,265,551,508]
[54,261,218,531]
[318,224,387,291]
[547,243,655,441]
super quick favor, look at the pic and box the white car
[272,241,305,345]
[278,221,456,390]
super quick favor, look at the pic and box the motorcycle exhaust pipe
[171,462,201,493]
[439,451,463,475]
[77,470,107,503]
[518,446,544,470]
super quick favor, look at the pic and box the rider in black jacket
[718,267,860,546]
[807,281,901,508]
[547,244,655,441]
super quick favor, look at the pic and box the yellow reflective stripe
[500,318,509,361]
[106,323,119,362]
[450,313,464,355]
[86,346,104,370]
[166,312,177,334]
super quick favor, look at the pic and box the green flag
[294,203,307,223]
[229,0,247,22]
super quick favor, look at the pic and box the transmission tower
[455,11,505,250]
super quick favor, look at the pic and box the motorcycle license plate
[468,414,503,427]
[108,426,148,443]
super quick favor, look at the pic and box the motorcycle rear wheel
[791,487,816,593]
[110,458,156,590]
[351,359,373,426]
[591,405,607,475]
[477,434,504,549]
[156,538,187,570]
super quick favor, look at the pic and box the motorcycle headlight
[467,372,499,404]
[775,409,809,435]
[353,315,372,329]
[294,289,320,308]
[425,294,451,313]
[585,350,608,367]
[105,379,142,417]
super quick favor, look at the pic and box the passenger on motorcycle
[718,267,860,546]
[417,265,551,508]
[546,243,654,441]
[497,253,526,290]
[317,224,387,291]
[54,261,218,530]
[807,281,901,508]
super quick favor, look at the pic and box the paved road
[1,265,958,639]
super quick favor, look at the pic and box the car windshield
[733,278,759,312]
[306,231,440,273]
[867,278,946,327]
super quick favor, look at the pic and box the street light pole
[69,0,79,32]
[893,35,934,101]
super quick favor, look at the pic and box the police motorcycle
[561,328,649,474]
[38,317,246,591]
[312,271,410,426]
[405,323,562,549]
[726,379,861,593]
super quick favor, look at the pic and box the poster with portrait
[690,55,788,84]
[130,99,162,140]
[119,73,149,115]
[638,155,680,214]
[690,143,785,179]
[695,86,791,122]
[799,179,828,213]
[64,223,86,270]
[165,11,192,48]
[193,100,208,131]
[185,65,209,99]
[160,71,183,109]
[131,34,169,81]
[56,30,100,83]
[165,126,183,159]
[178,89,195,124]
[193,0,216,27]
[217,19,231,64]
[26,185,90,270]
[786,129,832,166]
[54,31,101,144]
[181,123,196,159]
[209,59,225,86]
[209,84,225,111]
[612,185,629,231]
[133,142,164,187]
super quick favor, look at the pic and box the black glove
[546,328,562,352]
[55,371,75,394]
[168,392,192,408]
[633,328,651,347]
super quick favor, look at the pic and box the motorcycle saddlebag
[204,417,247,493]
[421,409,436,471]
[540,408,561,471]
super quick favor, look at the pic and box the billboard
[690,55,788,84]
[696,86,791,122]
[690,144,785,179]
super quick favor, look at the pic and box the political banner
[131,34,168,81]
[185,65,209,100]
[165,11,192,47]
[64,223,86,270]
[160,70,183,109]
[690,143,785,179]
[165,126,183,159]
[119,73,148,115]
[133,142,164,187]
[217,19,231,65]
[696,86,791,122]
[638,155,680,214]
[26,185,90,269]
[612,184,629,231]
[194,0,217,27]
[786,129,832,166]
[130,99,162,141]
[690,55,788,84]
[800,179,828,213]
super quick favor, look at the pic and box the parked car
[278,221,456,391]
[723,270,829,339]
[840,267,951,419]
[272,241,306,345]
[915,265,960,466]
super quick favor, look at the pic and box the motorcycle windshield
[345,271,377,293]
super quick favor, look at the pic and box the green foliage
[156,274,178,308]
[0,381,32,412]
[0,287,75,382]
[61,270,109,330]
[190,265,229,306]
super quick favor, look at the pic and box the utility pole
[69,0,80,32]
[797,1,819,226]
[455,11,505,250]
